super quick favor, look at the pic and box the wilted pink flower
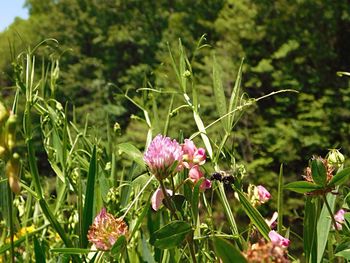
[144,134,183,180]
[334,209,345,230]
[269,230,290,248]
[266,212,278,229]
[87,208,128,250]
[189,165,211,191]
[182,139,206,168]
[151,187,173,211]
[257,185,271,204]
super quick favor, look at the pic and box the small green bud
[113,122,121,135]
[183,70,191,78]
[327,149,345,166]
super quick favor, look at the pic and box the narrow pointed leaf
[228,59,243,130]
[328,167,350,187]
[284,181,322,194]
[117,143,145,168]
[151,221,192,249]
[234,187,270,240]
[213,237,247,263]
[33,236,46,263]
[212,55,228,132]
[82,146,97,248]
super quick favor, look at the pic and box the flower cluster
[87,208,128,251]
[144,134,183,180]
[248,184,271,207]
[182,139,210,191]
[145,135,211,211]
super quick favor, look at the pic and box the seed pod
[5,154,21,194]
[0,102,9,124]
[8,174,21,194]
[5,114,17,151]
[0,145,6,159]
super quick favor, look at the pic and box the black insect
[210,171,235,185]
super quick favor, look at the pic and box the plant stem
[7,181,15,263]
[323,194,338,232]
[159,179,178,220]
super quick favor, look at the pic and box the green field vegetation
[1,1,350,262]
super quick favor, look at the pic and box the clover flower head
[144,134,183,180]
[87,208,128,251]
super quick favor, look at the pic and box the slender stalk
[159,179,178,220]
[323,194,338,232]
[7,182,15,263]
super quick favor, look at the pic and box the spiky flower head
[144,134,183,180]
[87,208,128,251]
[244,239,290,263]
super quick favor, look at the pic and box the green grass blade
[212,55,228,132]
[277,164,284,233]
[317,188,338,263]
[50,248,97,254]
[228,58,243,130]
[304,196,318,262]
[234,186,270,240]
[213,237,247,263]
[33,236,46,263]
[81,146,97,248]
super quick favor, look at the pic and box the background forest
[1,0,350,253]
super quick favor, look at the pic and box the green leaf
[34,236,46,263]
[233,187,270,240]
[228,58,243,130]
[311,158,327,186]
[151,221,192,249]
[335,249,350,259]
[328,167,350,187]
[213,237,247,263]
[82,146,97,248]
[212,55,228,132]
[284,181,322,194]
[317,189,338,263]
[117,142,145,168]
[111,235,127,256]
[304,197,318,263]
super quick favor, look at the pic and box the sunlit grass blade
[81,146,97,248]
[212,55,228,132]
[228,59,243,130]
[277,164,284,233]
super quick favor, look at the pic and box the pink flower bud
[189,165,211,191]
[193,148,206,165]
[268,230,290,248]
[144,135,183,180]
[257,185,271,204]
[334,209,345,230]
[151,187,173,211]
[265,212,278,229]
